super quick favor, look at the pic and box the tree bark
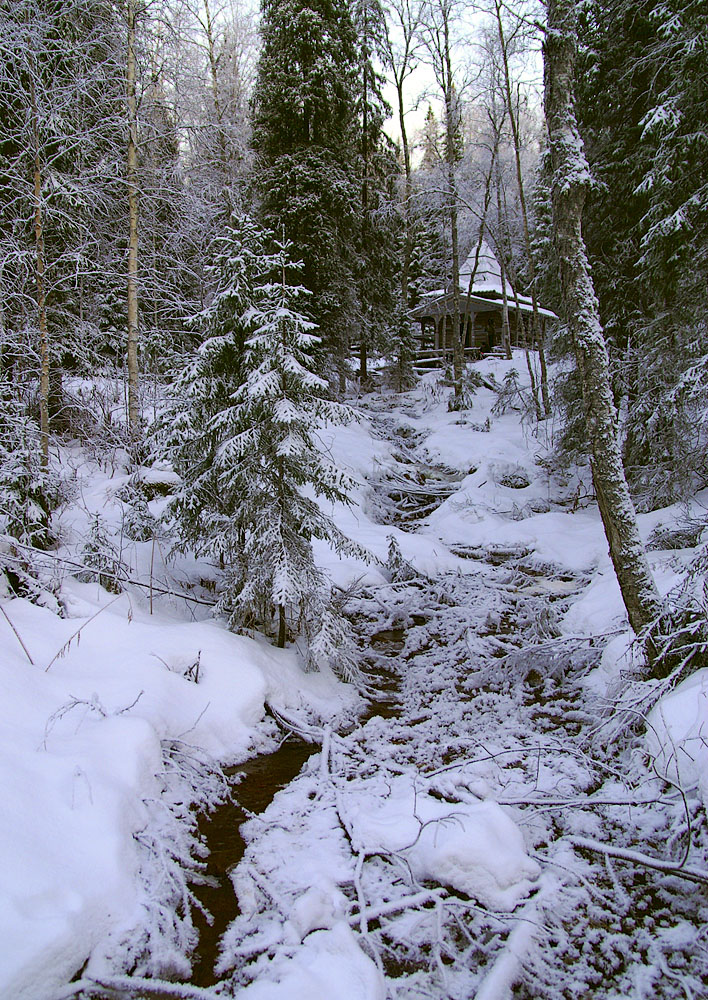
[443,21,462,396]
[29,66,49,467]
[126,0,140,437]
[544,0,661,639]
[495,0,550,415]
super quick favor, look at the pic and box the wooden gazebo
[410,240,556,363]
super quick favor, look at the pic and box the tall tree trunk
[359,5,370,384]
[29,67,49,467]
[202,0,232,219]
[495,0,550,415]
[442,19,462,397]
[462,144,495,348]
[544,0,661,640]
[397,77,413,307]
[126,0,140,437]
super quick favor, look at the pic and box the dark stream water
[188,628,406,989]
[189,737,316,988]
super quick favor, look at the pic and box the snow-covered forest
[1,0,707,997]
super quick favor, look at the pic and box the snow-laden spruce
[160,222,368,680]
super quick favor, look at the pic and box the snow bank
[0,593,344,998]
[237,923,385,1000]
[645,669,708,801]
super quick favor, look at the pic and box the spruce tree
[352,0,402,384]
[161,221,366,680]
[160,216,272,558]
[225,240,366,676]
[250,0,361,383]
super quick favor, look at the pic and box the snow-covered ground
[1,353,706,999]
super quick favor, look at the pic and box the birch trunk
[126,0,140,436]
[494,0,550,415]
[544,0,661,640]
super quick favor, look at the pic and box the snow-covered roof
[411,237,557,320]
[459,239,514,297]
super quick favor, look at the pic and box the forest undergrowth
[214,406,708,1000]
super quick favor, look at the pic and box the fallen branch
[474,892,540,1000]
[3,539,217,608]
[348,887,446,927]
[568,836,708,885]
[86,975,223,999]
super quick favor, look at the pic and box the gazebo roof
[411,237,557,322]
[459,238,513,296]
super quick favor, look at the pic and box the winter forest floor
[1,356,707,999]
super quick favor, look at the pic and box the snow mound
[0,595,343,998]
[237,922,385,1000]
[645,669,708,801]
[344,776,540,911]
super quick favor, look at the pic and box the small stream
[189,737,315,988]
[131,422,474,992]
[188,628,407,988]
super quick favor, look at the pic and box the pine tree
[250,0,361,383]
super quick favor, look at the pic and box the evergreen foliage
[220,239,367,675]
[160,215,271,556]
[0,377,61,596]
[352,0,402,378]
[161,221,366,679]
[575,0,708,508]
[0,378,58,551]
[250,0,361,377]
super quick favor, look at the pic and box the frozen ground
[1,354,706,998]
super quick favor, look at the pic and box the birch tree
[0,0,124,456]
[422,0,465,401]
[491,0,550,413]
[544,0,661,643]
[126,0,141,436]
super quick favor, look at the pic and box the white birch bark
[544,0,661,640]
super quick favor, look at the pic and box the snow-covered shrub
[496,464,532,489]
[0,377,62,596]
[447,367,485,412]
[80,515,125,593]
[116,479,160,543]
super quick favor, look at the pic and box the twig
[568,836,708,885]
[87,974,223,998]
[3,540,217,607]
[45,594,124,672]
[0,603,35,664]
[149,534,156,614]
